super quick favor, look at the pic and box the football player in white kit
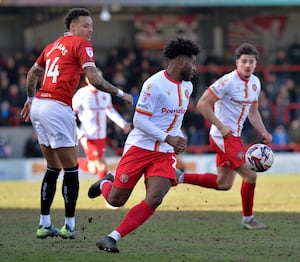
[177,43,272,230]
[73,69,132,180]
[88,37,200,252]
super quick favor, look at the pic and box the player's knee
[146,195,163,209]
[242,170,257,183]
[107,195,127,207]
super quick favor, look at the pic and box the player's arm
[84,66,133,105]
[133,112,167,141]
[26,65,43,98]
[106,107,131,131]
[133,112,186,154]
[197,89,233,137]
[248,102,272,144]
[105,95,127,129]
[20,65,43,122]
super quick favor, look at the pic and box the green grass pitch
[0,175,299,261]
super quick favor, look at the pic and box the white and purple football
[245,143,274,172]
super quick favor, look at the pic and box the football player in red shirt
[21,7,133,240]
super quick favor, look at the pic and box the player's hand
[20,101,32,122]
[122,93,134,105]
[261,131,272,144]
[165,135,187,154]
[219,125,233,138]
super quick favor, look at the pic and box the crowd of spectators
[1,37,300,156]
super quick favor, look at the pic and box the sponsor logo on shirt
[161,108,186,114]
[230,98,253,105]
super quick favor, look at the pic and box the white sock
[40,214,51,227]
[243,215,254,223]
[65,217,75,230]
[108,230,121,241]
[178,174,184,183]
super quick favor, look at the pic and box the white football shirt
[124,70,192,153]
[72,87,127,139]
[209,69,261,137]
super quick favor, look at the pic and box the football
[245,143,274,172]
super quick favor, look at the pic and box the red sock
[116,200,155,237]
[240,181,255,216]
[183,173,218,189]
[101,181,113,200]
[78,158,89,172]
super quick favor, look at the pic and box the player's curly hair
[64,8,91,30]
[164,37,200,59]
[235,43,260,61]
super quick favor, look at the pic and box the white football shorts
[30,98,78,149]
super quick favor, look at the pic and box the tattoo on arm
[84,66,119,96]
[26,67,42,97]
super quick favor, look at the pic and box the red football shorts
[114,146,177,189]
[209,135,245,169]
[81,138,106,160]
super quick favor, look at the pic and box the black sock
[62,165,79,217]
[41,167,60,215]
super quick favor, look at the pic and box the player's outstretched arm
[84,66,133,105]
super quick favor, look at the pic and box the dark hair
[164,37,200,59]
[64,8,91,30]
[235,43,260,61]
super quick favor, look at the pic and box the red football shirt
[35,33,96,107]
